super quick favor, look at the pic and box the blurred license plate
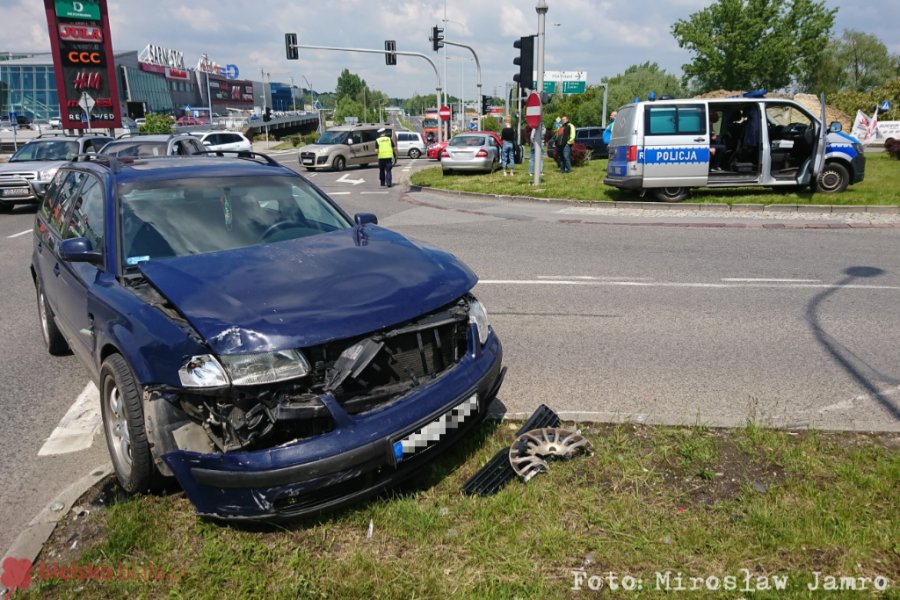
[1,187,29,196]
[302,158,313,164]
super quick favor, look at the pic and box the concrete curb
[0,462,111,595]
[411,185,900,215]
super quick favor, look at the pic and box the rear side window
[645,105,706,136]
[361,129,379,143]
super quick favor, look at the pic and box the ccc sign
[66,51,103,64]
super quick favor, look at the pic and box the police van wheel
[654,187,689,203]
[814,162,849,194]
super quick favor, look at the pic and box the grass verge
[17,423,899,599]
[410,152,900,205]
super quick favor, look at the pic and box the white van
[604,95,865,202]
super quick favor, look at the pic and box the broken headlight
[218,349,311,386]
[179,354,229,388]
[468,297,491,346]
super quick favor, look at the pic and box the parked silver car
[440,133,500,174]
[397,131,426,159]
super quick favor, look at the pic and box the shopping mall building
[0,46,300,122]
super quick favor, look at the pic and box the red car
[427,131,502,160]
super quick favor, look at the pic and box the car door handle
[693,137,706,142]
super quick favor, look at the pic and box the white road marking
[329,191,351,195]
[7,229,31,239]
[37,383,101,456]
[336,173,365,185]
[537,275,654,281]
[478,279,900,290]
[721,278,821,283]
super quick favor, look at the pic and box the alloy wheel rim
[106,384,133,475]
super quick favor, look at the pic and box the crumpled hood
[137,226,477,354]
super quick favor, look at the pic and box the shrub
[138,113,175,134]
[886,138,900,160]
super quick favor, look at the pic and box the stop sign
[524,92,542,128]
[439,105,451,121]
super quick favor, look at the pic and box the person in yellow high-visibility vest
[376,128,397,188]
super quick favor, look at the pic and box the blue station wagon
[31,153,505,519]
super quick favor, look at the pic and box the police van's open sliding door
[641,103,710,189]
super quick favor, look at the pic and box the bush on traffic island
[885,138,900,159]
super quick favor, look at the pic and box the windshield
[422,118,439,129]
[10,140,79,162]
[316,131,349,145]
[118,175,353,268]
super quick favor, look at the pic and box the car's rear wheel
[813,162,849,194]
[100,354,160,493]
[36,281,69,355]
[409,148,421,159]
[332,156,346,171]
[654,187,689,203]
[489,157,499,173]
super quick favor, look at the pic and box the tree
[138,113,174,134]
[334,69,365,103]
[805,31,897,94]
[671,0,836,92]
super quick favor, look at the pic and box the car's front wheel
[36,281,69,355]
[100,354,160,493]
[814,162,850,194]
[332,156,346,171]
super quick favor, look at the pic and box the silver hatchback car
[397,131,426,159]
[440,133,500,174]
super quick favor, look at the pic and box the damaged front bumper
[162,328,504,520]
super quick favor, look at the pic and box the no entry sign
[525,92,542,128]
[439,105,451,121]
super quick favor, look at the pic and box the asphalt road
[1,151,898,558]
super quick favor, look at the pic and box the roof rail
[194,150,281,167]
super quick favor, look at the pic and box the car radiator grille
[0,172,37,184]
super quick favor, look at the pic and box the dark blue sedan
[31,153,504,520]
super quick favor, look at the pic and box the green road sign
[55,0,100,20]
[561,81,586,94]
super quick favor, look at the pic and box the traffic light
[431,26,444,52]
[513,35,535,90]
[285,33,298,60]
[481,95,490,115]
[384,40,397,66]
[263,107,272,122]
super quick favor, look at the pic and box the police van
[604,94,865,202]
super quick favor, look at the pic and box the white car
[397,131,426,159]
[191,130,253,153]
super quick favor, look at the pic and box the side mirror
[347,139,354,145]
[829,121,842,133]
[59,237,103,265]
[354,212,378,226]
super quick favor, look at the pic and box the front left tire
[100,354,160,493]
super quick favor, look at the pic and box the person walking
[500,120,516,175]
[376,128,396,187]
[557,116,575,173]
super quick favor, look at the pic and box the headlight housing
[38,166,59,181]
[468,296,491,346]
[218,349,310,386]
[178,350,310,388]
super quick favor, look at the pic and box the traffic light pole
[443,40,482,130]
[534,0,548,186]
[284,41,444,144]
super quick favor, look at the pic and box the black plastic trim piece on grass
[462,404,560,496]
